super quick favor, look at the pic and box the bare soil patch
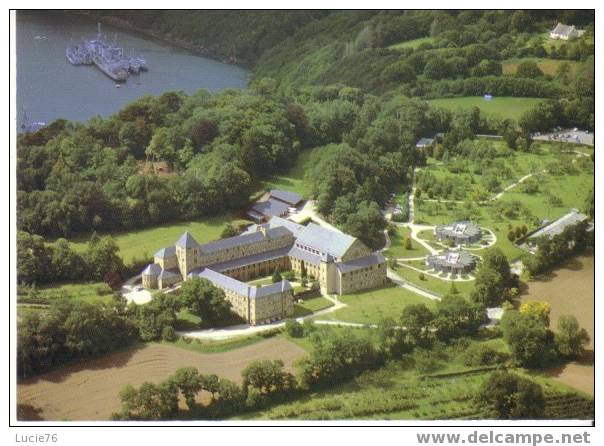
[521,253,594,348]
[17,337,306,421]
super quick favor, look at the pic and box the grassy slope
[414,143,593,261]
[427,97,543,121]
[17,282,115,305]
[393,265,475,298]
[388,36,435,50]
[502,58,580,78]
[294,296,334,317]
[384,226,430,259]
[235,340,593,420]
[60,215,252,263]
[316,285,436,324]
[260,146,325,198]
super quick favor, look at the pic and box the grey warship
[66,23,147,82]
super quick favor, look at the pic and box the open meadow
[427,97,543,121]
[54,215,252,264]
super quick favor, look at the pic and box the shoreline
[71,11,253,70]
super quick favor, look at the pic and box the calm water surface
[16,11,249,129]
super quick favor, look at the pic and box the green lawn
[388,36,435,50]
[393,264,475,298]
[17,282,116,305]
[427,96,543,121]
[293,296,334,317]
[56,215,252,264]
[248,276,275,286]
[502,58,580,78]
[261,146,322,198]
[384,226,430,259]
[316,285,436,325]
[414,144,593,261]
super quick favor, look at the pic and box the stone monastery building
[142,216,387,325]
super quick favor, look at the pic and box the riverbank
[73,11,249,69]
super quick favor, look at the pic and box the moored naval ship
[66,23,147,82]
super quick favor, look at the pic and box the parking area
[533,129,594,146]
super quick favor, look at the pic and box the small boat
[115,84,121,88]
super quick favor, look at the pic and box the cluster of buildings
[435,221,482,245]
[247,189,304,223]
[141,215,387,325]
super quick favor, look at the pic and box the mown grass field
[502,58,580,78]
[315,285,436,324]
[293,296,334,317]
[392,264,475,298]
[427,96,543,121]
[388,36,435,50]
[384,226,430,259]
[57,215,252,264]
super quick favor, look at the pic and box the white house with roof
[549,23,584,40]
[141,216,387,324]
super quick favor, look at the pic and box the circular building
[435,221,481,245]
[426,250,476,274]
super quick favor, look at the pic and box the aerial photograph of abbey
[12,9,595,426]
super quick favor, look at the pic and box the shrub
[462,343,509,366]
[285,319,304,338]
[161,326,177,342]
[419,272,426,281]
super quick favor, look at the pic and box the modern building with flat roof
[435,221,482,245]
[426,250,476,274]
[141,216,387,324]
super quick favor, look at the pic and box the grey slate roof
[251,198,290,219]
[529,209,588,240]
[141,263,162,276]
[246,210,265,222]
[551,23,576,37]
[250,280,293,299]
[288,245,326,266]
[154,246,176,259]
[200,226,292,254]
[195,268,292,300]
[244,216,305,238]
[204,246,291,273]
[270,189,303,206]
[175,232,199,248]
[416,137,435,148]
[296,223,356,259]
[197,268,251,296]
[335,253,385,273]
[158,269,179,280]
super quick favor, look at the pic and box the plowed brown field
[521,253,594,396]
[18,337,306,421]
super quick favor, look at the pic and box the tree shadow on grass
[18,343,146,385]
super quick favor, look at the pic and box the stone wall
[338,262,388,295]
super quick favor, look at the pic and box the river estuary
[16,11,249,130]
